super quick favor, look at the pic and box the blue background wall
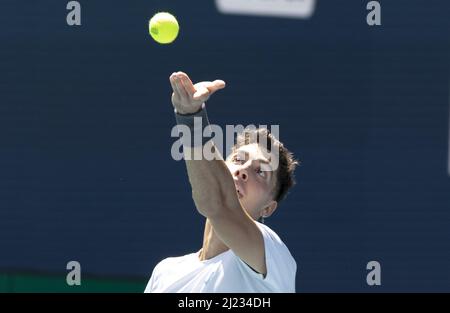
[0,0,449,292]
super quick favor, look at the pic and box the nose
[234,168,248,182]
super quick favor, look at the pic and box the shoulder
[256,222,294,262]
[255,222,285,245]
[145,252,197,293]
[233,222,297,291]
[153,252,197,272]
[257,223,297,287]
[150,252,198,283]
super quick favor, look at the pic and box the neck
[198,219,229,261]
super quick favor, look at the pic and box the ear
[261,201,278,219]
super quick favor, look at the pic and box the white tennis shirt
[144,222,296,293]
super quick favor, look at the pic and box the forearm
[185,147,237,217]
[175,108,238,217]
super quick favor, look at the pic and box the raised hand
[169,71,226,115]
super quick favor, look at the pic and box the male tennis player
[145,71,298,292]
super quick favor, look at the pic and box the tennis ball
[149,12,179,44]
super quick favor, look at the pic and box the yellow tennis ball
[149,12,179,44]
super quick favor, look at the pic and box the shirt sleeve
[144,263,160,293]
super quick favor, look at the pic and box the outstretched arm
[170,71,267,275]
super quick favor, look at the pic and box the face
[225,143,278,220]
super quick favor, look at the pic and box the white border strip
[215,0,316,19]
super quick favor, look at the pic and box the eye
[256,167,265,177]
[232,155,244,164]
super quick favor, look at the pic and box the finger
[176,72,196,98]
[177,71,195,88]
[169,73,178,93]
[174,75,189,99]
[180,76,195,98]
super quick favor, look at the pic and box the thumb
[192,86,211,101]
[208,80,226,93]
[192,80,226,101]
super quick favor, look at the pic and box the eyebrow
[235,149,274,179]
[236,149,270,164]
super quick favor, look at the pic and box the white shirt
[144,222,296,293]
